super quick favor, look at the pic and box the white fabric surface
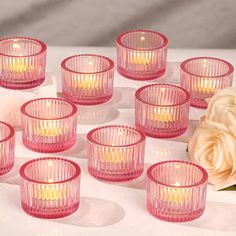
[0,47,235,236]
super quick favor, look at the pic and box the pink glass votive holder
[147,161,208,222]
[0,37,47,89]
[116,30,168,80]
[21,98,77,153]
[87,125,146,181]
[20,157,81,219]
[0,122,15,175]
[61,54,114,105]
[180,57,234,109]
[135,84,190,138]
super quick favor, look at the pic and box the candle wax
[148,108,173,122]
[35,121,62,137]
[9,58,32,73]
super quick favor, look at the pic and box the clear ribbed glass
[87,125,146,181]
[147,161,208,222]
[180,57,234,109]
[0,37,47,89]
[20,157,81,219]
[61,54,114,105]
[135,84,190,138]
[116,30,168,80]
[0,122,15,175]
[21,98,77,153]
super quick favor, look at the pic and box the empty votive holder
[147,161,208,222]
[0,122,15,175]
[116,30,168,80]
[61,54,114,105]
[21,98,77,153]
[180,57,234,108]
[0,37,47,89]
[87,125,146,181]
[135,84,190,138]
[20,157,81,219]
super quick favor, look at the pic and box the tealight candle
[180,57,234,108]
[61,54,114,105]
[147,161,208,222]
[0,37,47,89]
[21,98,77,153]
[0,122,15,175]
[116,30,168,80]
[135,84,190,138]
[87,125,146,181]
[20,157,81,219]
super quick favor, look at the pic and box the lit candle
[87,125,146,181]
[161,181,191,203]
[0,37,47,89]
[72,76,98,90]
[130,51,150,66]
[20,157,81,219]
[9,58,32,73]
[148,107,173,122]
[147,161,208,222]
[194,79,216,93]
[35,120,62,137]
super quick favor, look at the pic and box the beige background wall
[0,0,235,48]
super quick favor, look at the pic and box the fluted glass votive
[180,57,234,108]
[20,157,81,219]
[0,37,47,89]
[21,98,77,153]
[61,54,114,105]
[0,122,15,175]
[135,84,190,138]
[116,30,168,80]
[147,161,208,222]
[87,125,146,181]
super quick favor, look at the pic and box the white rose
[189,119,236,190]
[206,87,236,127]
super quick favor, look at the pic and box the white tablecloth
[0,47,235,236]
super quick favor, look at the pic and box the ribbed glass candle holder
[20,157,81,219]
[87,125,146,181]
[180,57,234,109]
[21,98,77,153]
[0,37,47,89]
[0,122,15,175]
[61,54,114,105]
[116,30,168,80]
[135,84,190,138]
[147,161,208,222]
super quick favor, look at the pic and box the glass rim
[87,125,146,148]
[0,121,15,143]
[135,83,190,107]
[116,29,168,51]
[20,97,77,120]
[147,160,208,188]
[20,157,81,184]
[180,57,234,78]
[0,36,47,58]
[61,54,114,75]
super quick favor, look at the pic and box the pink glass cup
[0,122,15,175]
[20,157,81,219]
[0,37,47,89]
[61,54,114,105]
[135,84,190,138]
[116,30,168,80]
[21,98,77,153]
[147,161,208,222]
[180,57,234,109]
[87,125,146,181]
